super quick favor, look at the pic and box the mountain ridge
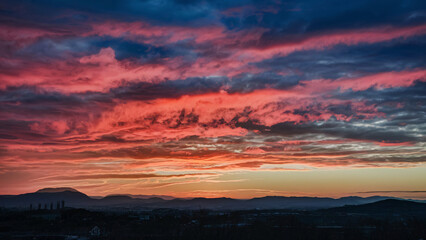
[0,188,404,210]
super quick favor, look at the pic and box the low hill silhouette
[322,199,426,216]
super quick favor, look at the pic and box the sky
[0,0,426,199]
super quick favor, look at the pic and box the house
[139,215,150,221]
[89,226,101,236]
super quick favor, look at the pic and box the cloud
[357,191,426,193]
[40,172,215,181]
[0,0,425,197]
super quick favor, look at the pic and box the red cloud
[90,87,381,143]
[2,22,425,93]
[87,21,228,45]
[240,24,426,61]
[299,69,426,93]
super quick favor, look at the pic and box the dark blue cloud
[111,76,226,100]
[0,0,220,26]
[0,0,425,147]
[256,36,426,80]
[221,0,426,33]
[3,0,424,31]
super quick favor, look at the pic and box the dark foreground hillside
[0,200,426,240]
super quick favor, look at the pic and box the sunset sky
[0,0,425,199]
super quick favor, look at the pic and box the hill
[0,188,93,209]
[323,199,426,216]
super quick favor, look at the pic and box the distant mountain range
[0,187,412,211]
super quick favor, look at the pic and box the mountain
[149,195,392,210]
[323,199,426,216]
[242,196,391,210]
[0,188,94,209]
[0,188,397,210]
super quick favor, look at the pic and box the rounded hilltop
[36,187,80,193]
